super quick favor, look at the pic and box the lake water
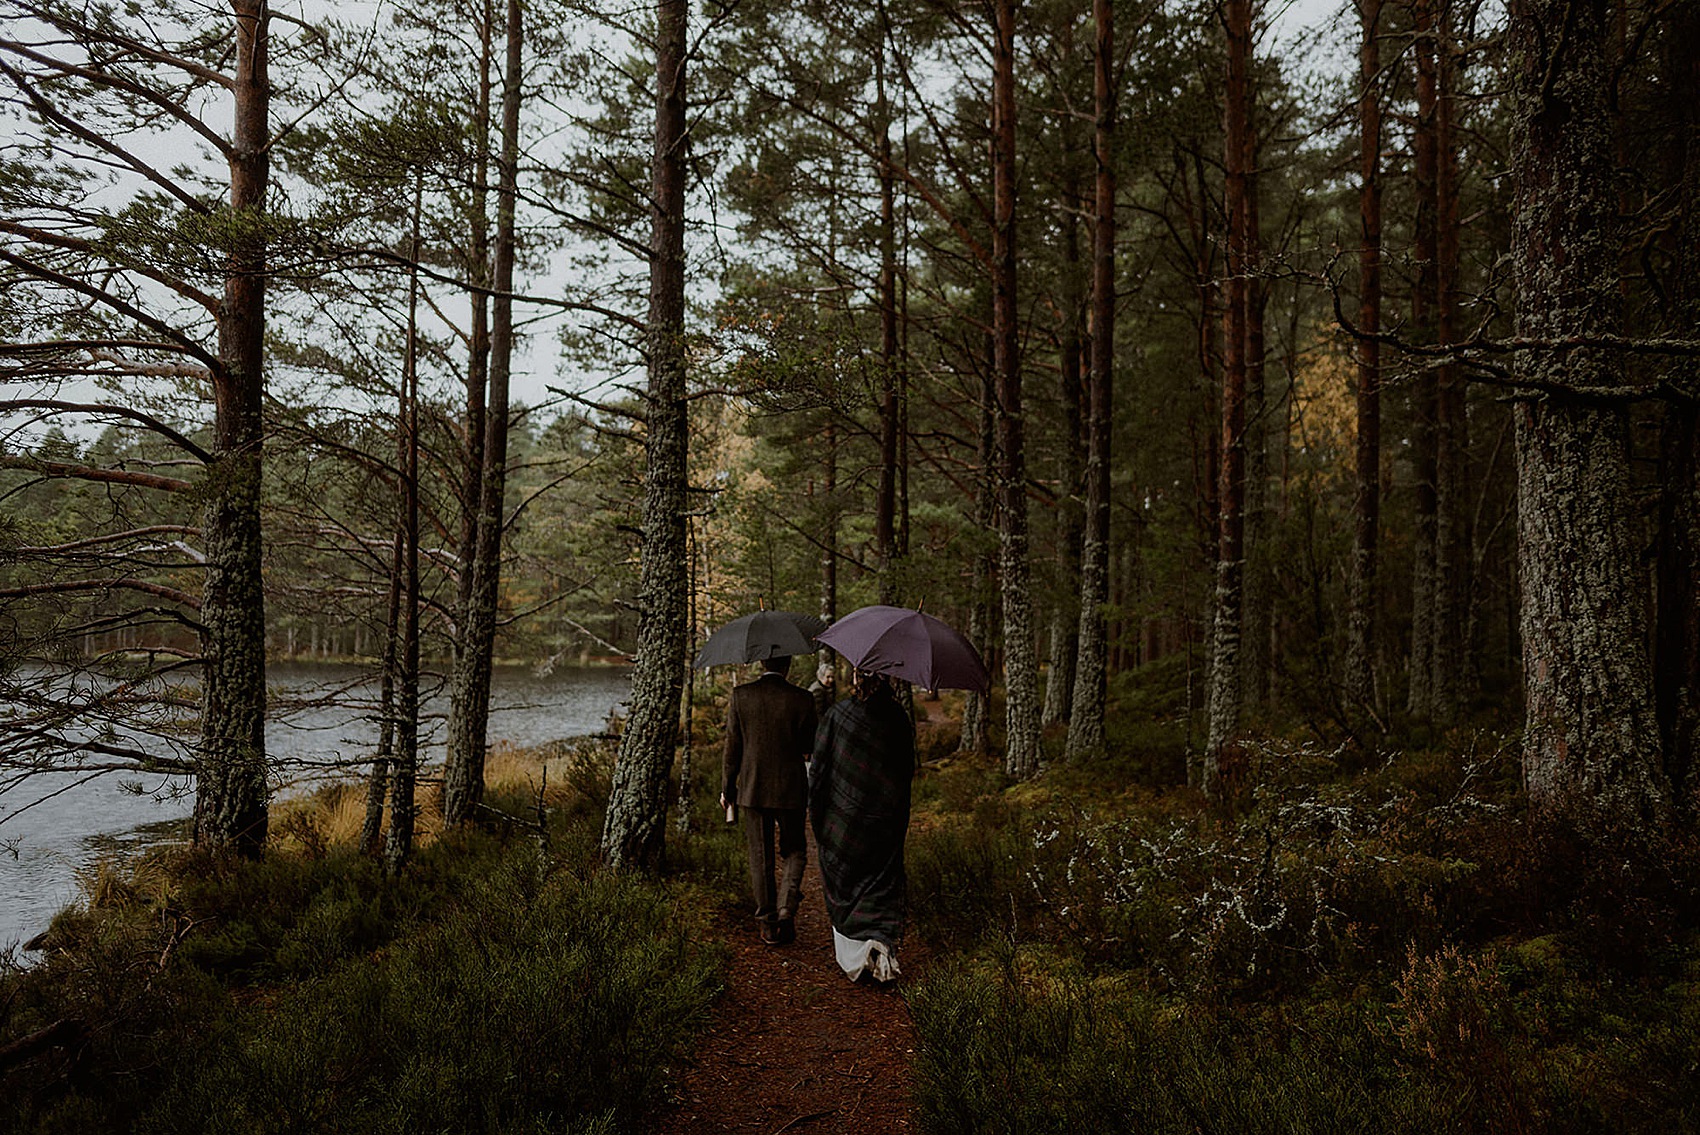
[0,663,631,954]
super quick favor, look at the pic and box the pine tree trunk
[1407,0,1441,720]
[1241,105,1269,709]
[361,530,403,856]
[444,0,521,827]
[959,348,997,756]
[1656,11,1700,812]
[1188,153,1220,792]
[448,0,493,817]
[676,519,698,833]
[875,26,901,608]
[1204,0,1252,799]
[384,181,424,875]
[1043,154,1086,732]
[1510,0,1668,835]
[1065,0,1115,763]
[821,417,838,624]
[195,0,270,855]
[1433,14,1469,720]
[602,0,690,869]
[454,0,493,710]
[992,0,1039,780]
[1344,0,1383,712]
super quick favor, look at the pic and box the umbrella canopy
[814,605,990,694]
[694,610,828,668]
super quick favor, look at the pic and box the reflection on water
[1,664,630,953]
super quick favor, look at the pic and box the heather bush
[905,724,1700,1134]
[909,941,1700,1135]
[1,808,721,1135]
[137,857,717,1135]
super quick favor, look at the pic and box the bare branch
[0,221,222,313]
[0,399,211,461]
[0,37,234,156]
[0,578,202,609]
[0,453,195,493]
[0,57,215,215]
[0,248,221,369]
[332,244,648,331]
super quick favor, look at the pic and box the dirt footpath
[659,836,921,1134]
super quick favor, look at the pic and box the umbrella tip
[916,597,924,613]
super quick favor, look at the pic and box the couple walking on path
[720,655,914,983]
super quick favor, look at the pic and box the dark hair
[762,655,792,675]
[852,669,895,701]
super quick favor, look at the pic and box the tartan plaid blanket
[808,693,915,943]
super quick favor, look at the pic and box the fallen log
[0,1018,85,1074]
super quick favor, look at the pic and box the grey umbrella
[694,610,829,668]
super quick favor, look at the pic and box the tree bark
[195,0,270,855]
[361,529,403,856]
[1241,87,1269,709]
[1043,132,1086,732]
[821,416,839,625]
[1344,0,1383,712]
[1407,0,1441,721]
[1509,0,1669,835]
[1656,8,1700,813]
[384,178,424,875]
[1204,0,1252,799]
[959,338,998,757]
[602,0,691,869]
[1065,0,1116,762]
[457,0,495,649]
[1187,151,1220,792]
[444,0,522,828]
[1432,11,1469,720]
[875,10,902,608]
[992,0,1040,780]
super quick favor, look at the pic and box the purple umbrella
[814,605,991,694]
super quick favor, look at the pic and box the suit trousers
[743,806,806,926]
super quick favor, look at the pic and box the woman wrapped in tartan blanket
[808,669,915,983]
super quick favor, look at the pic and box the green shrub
[138,854,719,1135]
[2,822,721,1135]
[909,949,1454,1135]
[907,815,1033,950]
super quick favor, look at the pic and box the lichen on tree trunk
[1066,0,1116,764]
[601,0,690,870]
[197,443,268,854]
[444,0,523,829]
[1510,0,1669,835]
[991,0,1040,781]
[1344,0,1383,713]
[1204,0,1253,800]
[194,0,270,856]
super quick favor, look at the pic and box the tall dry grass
[267,739,610,857]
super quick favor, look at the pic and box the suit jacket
[723,672,818,810]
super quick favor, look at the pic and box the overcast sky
[3,0,1355,444]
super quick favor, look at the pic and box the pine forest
[1,0,1698,1130]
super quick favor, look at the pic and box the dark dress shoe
[776,917,796,945]
[760,923,782,946]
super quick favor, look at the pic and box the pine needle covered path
[660,835,921,1134]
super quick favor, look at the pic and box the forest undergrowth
[903,660,1700,1134]
[0,746,741,1135]
[6,661,1700,1134]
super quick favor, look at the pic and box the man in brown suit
[721,655,818,945]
